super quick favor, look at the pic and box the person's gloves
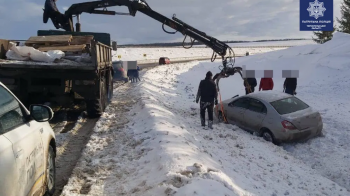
[215,99,218,105]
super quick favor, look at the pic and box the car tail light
[281,120,297,131]
[119,68,124,72]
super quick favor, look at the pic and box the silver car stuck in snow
[215,91,323,144]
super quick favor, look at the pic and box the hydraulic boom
[48,0,245,81]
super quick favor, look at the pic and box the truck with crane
[0,0,245,118]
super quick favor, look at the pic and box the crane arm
[55,0,245,78]
[61,0,241,72]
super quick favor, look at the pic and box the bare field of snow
[227,40,316,47]
[113,39,316,62]
[113,47,288,61]
[195,39,316,47]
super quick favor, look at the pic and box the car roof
[245,91,292,102]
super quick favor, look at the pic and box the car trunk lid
[282,107,320,130]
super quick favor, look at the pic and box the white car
[0,82,56,196]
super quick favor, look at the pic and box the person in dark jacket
[283,78,297,95]
[244,77,257,94]
[44,0,66,29]
[127,70,136,82]
[135,66,141,82]
[196,71,218,129]
[259,78,274,91]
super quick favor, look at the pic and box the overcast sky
[0,0,342,44]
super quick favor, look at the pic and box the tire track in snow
[59,82,147,195]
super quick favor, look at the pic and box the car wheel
[262,131,274,143]
[45,146,56,195]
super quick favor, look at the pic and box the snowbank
[62,60,347,196]
[60,33,350,195]
[182,32,350,191]
[117,62,347,196]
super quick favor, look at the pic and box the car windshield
[270,97,309,115]
[0,86,16,113]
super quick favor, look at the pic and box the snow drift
[180,31,350,192]
[60,32,350,196]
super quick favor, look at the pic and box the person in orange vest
[259,78,274,91]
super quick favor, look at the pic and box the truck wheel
[107,71,114,103]
[86,77,107,118]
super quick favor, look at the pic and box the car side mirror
[29,104,54,122]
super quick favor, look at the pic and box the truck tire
[107,71,114,103]
[86,76,107,118]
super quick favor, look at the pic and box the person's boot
[201,118,205,127]
[208,120,213,129]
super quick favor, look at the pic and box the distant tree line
[118,38,310,47]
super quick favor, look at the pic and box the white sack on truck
[6,42,65,63]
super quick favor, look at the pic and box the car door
[0,85,45,196]
[243,98,267,133]
[0,135,18,196]
[226,97,250,128]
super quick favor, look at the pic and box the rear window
[112,62,122,69]
[270,97,309,115]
